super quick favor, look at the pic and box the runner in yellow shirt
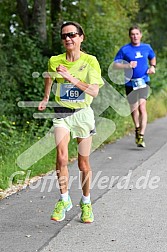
[38,21,104,223]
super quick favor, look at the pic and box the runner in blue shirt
[114,25,156,147]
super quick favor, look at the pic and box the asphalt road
[1,116,167,252]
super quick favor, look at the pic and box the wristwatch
[150,65,156,68]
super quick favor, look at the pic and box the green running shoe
[137,136,146,148]
[135,127,140,144]
[80,200,94,223]
[51,196,72,222]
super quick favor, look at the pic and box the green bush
[0,34,49,124]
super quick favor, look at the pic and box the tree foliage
[137,0,167,49]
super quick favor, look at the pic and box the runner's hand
[38,99,48,111]
[147,66,155,74]
[129,61,137,68]
[56,65,72,82]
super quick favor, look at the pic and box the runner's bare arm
[147,57,156,74]
[38,74,53,111]
[56,65,99,98]
[113,61,137,69]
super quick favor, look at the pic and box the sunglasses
[61,32,79,40]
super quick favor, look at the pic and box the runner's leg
[130,102,140,129]
[54,127,70,194]
[77,136,92,196]
[138,98,147,135]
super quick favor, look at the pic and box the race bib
[60,83,85,102]
[131,78,146,90]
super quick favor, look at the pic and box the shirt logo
[135,51,143,58]
[78,64,87,71]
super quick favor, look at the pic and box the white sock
[60,191,69,202]
[82,194,90,204]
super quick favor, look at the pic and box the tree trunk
[16,0,29,30]
[31,0,47,43]
[17,0,47,43]
[51,0,62,54]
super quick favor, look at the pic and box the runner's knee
[78,159,90,172]
[56,151,68,167]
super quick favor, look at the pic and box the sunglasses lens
[61,32,78,40]
[69,33,76,38]
[61,34,66,39]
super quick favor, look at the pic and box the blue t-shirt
[114,43,155,86]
